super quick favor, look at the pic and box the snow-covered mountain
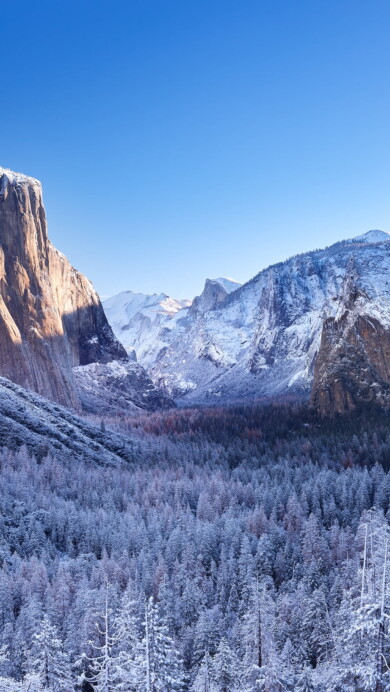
[103,291,191,363]
[105,232,390,415]
[103,277,241,368]
[352,229,390,243]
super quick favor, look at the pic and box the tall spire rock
[0,168,166,410]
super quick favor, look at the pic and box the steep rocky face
[310,291,390,415]
[189,278,241,315]
[0,168,170,412]
[104,278,242,386]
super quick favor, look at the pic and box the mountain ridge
[104,231,390,415]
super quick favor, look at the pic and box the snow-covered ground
[0,375,136,466]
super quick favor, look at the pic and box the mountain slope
[74,358,173,414]
[103,278,241,370]
[0,375,136,466]
[105,233,390,413]
[103,290,191,364]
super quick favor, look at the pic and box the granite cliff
[0,168,170,412]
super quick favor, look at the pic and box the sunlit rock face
[0,168,170,412]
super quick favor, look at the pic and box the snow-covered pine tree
[84,587,120,692]
[29,614,71,691]
[241,579,263,691]
[137,596,187,692]
[153,606,186,692]
[329,510,390,691]
[300,586,333,667]
[211,637,241,692]
[190,652,216,692]
[113,584,142,691]
[294,666,316,692]
[241,580,288,692]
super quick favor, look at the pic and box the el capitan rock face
[0,168,170,412]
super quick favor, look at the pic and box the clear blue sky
[1,0,390,299]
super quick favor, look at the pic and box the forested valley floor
[0,403,390,691]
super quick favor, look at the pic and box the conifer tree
[190,652,216,692]
[211,637,241,692]
[113,585,142,691]
[85,588,120,692]
[29,615,71,692]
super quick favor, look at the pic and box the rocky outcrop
[0,168,171,412]
[189,278,240,315]
[74,359,173,415]
[310,305,390,416]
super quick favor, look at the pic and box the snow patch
[0,167,42,189]
[351,230,390,243]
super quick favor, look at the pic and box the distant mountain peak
[207,277,242,293]
[103,290,192,366]
[351,229,390,243]
[190,277,241,315]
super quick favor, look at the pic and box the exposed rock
[189,278,240,315]
[0,167,171,413]
[310,303,390,416]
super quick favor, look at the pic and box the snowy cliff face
[0,168,171,413]
[103,291,192,366]
[105,232,390,413]
[103,278,241,371]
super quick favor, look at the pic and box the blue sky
[1,0,390,299]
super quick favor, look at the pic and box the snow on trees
[0,406,389,689]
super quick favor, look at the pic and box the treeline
[105,402,390,470]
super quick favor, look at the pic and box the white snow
[351,229,390,243]
[209,277,242,293]
[103,290,192,367]
[0,167,42,188]
[103,280,241,365]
